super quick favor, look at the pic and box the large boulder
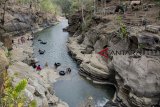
[109,36,160,106]
[113,55,160,97]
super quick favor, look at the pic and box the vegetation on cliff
[0,70,36,107]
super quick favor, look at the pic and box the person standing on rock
[18,38,21,44]
[32,63,37,69]
[36,65,42,71]
[23,37,26,43]
[21,37,23,43]
[21,36,25,44]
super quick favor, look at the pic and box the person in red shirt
[36,65,42,71]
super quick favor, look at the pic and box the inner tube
[40,41,47,44]
[59,71,65,76]
[54,63,61,67]
[39,50,45,54]
[30,38,34,40]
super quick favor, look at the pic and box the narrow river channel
[33,19,115,107]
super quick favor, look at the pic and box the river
[33,19,115,107]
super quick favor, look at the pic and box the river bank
[8,32,69,107]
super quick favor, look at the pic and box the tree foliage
[53,0,71,15]
[116,16,128,39]
[16,0,94,15]
[40,0,61,14]
[17,0,61,14]
[69,0,93,14]
[0,71,36,107]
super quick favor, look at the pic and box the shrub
[0,71,36,107]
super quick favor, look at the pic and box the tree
[39,0,61,14]
[80,0,93,28]
[17,0,61,14]
[69,0,93,13]
[53,0,71,15]
[81,0,86,26]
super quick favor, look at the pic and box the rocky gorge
[0,0,160,107]
[66,0,160,107]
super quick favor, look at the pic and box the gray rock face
[0,1,57,35]
[108,33,160,106]
[8,62,68,107]
[113,55,160,93]
[4,21,30,32]
[67,11,160,107]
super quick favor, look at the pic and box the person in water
[66,68,71,74]
[36,65,42,71]
[45,62,48,67]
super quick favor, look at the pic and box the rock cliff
[0,0,57,50]
[0,0,57,35]
[66,0,160,106]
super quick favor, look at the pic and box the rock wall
[0,0,57,48]
[0,0,57,35]
[67,4,160,107]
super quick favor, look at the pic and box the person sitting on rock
[36,65,42,71]
[32,63,37,69]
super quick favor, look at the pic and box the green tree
[53,0,71,15]
[17,0,61,14]
[117,16,128,39]
[69,0,93,13]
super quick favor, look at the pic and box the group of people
[18,36,26,44]
[17,35,33,44]
[31,62,72,76]
[32,63,42,71]
[54,62,72,75]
